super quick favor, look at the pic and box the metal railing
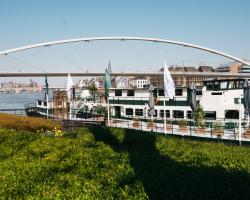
[108,118,250,144]
[0,107,249,144]
[0,109,27,116]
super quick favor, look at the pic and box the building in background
[238,60,250,73]
[115,76,129,88]
[149,63,246,88]
[215,62,243,73]
[0,79,42,93]
[151,66,210,87]
[130,77,149,88]
[198,66,214,72]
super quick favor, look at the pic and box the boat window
[225,110,239,119]
[127,90,134,96]
[196,90,202,95]
[135,109,143,116]
[213,81,220,90]
[173,110,184,118]
[239,80,244,89]
[228,81,236,89]
[38,101,42,105]
[153,110,158,117]
[166,110,170,118]
[160,110,164,117]
[115,90,122,96]
[175,89,183,96]
[158,89,164,96]
[204,111,216,120]
[44,102,47,107]
[126,108,133,116]
[220,81,228,90]
[187,111,192,119]
[160,110,170,118]
[211,92,222,95]
[153,89,157,97]
[228,80,244,89]
[205,82,213,90]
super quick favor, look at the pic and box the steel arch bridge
[0,36,249,66]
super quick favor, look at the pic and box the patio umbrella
[190,83,197,112]
[148,85,155,117]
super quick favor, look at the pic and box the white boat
[25,78,249,124]
[25,88,106,121]
[108,78,247,124]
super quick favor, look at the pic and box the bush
[96,106,106,116]
[0,128,146,199]
[1,126,250,199]
[0,113,61,132]
[194,105,205,128]
[213,121,224,130]
[178,119,188,128]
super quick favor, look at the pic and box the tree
[87,82,97,102]
[194,104,205,128]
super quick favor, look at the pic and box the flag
[108,60,112,74]
[104,63,111,97]
[164,62,175,98]
[78,78,84,88]
[66,73,73,101]
[45,75,49,95]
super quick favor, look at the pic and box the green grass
[0,127,250,199]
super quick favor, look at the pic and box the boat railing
[24,102,37,109]
[0,108,26,116]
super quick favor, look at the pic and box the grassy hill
[0,122,250,199]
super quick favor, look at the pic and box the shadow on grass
[89,126,250,200]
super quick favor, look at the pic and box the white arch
[0,36,249,66]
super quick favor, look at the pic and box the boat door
[115,106,121,118]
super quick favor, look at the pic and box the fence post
[155,121,157,133]
[189,118,192,136]
[172,120,173,134]
[234,127,236,141]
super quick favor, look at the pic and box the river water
[0,92,44,109]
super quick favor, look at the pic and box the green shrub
[1,126,250,199]
[213,121,224,130]
[194,105,205,128]
[178,119,187,128]
[0,128,147,199]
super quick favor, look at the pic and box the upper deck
[203,79,247,91]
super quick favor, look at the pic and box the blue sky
[0,0,250,85]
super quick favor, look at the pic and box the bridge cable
[51,45,83,70]
[157,44,177,66]
[3,54,42,73]
[123,41,151,70]
[88,42,110,63]
[2,47,49,73]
